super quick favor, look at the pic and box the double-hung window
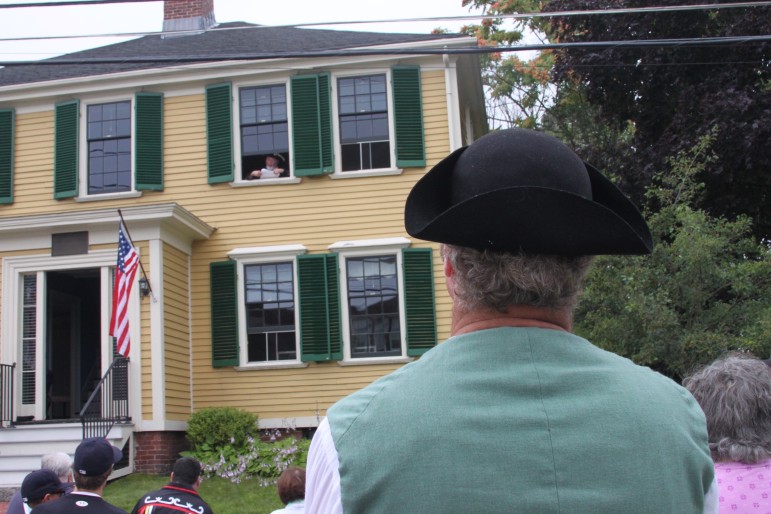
[239,84,290,180]
[244,261,296,362]
[338,74,390,172]
[87,101,132,195]
[344,254,401,358]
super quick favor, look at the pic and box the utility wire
[0,0,157,8]
[0,1,768,43]
[0,34,767,66]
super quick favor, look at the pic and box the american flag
[109,221,139,358]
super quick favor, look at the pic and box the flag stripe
[109,221,139,358]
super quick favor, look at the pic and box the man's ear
[170,471,175,482]
[443,255,454,278]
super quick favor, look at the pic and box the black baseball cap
[21,469,64,503]
[74,438,123,476]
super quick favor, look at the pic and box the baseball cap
[21,469,65,503]
[74,438,123,476]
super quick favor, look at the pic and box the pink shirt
[715,459,771,513]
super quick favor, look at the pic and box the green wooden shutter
[0,109,14,205]
[392,66,426,168]
[54,100,79,199]
[210,260,239,367]
[206,83,234,183]
[135,92,164,191]
[403,248,437,356]
[297,254,342,361]
[291,74,334,176]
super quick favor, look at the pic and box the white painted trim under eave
[444,54,463,152]
[0,37,478,103]
[0,203,215,254]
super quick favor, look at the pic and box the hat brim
[110,445,123,464]
[405,147,652,255]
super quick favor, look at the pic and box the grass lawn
[104,473,284,513]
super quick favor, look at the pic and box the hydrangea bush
[185,407,310,485]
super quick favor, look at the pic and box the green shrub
[185,426,310,486]
[186,407,259,452]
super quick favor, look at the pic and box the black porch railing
[79,357,131,439]
[1,363,14,428]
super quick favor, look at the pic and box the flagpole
[117,209,155,301]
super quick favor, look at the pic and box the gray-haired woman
[684,354,771,513]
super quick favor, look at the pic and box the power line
[0,0,157,8]
[0,34,767,67]
[0,1,768,44]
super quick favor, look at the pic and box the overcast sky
[0,0,485,62]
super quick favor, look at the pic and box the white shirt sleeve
[702,474,719,514]
[304,417,343,514]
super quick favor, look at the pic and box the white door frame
[1,251,140,423]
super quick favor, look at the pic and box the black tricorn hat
[405,128,652,255]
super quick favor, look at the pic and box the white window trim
[330,68,402,178]
[78,94,138,199]
[231,78,295,186]
[329,237,413,364]
[228,244,308,370]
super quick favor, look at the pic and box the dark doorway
[46,269,101,420]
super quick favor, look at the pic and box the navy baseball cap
[74,438,123,476]
[21,469,64,503]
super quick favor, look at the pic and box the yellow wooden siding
[163,242,192,421]
[2,68,455,422]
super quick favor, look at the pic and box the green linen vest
[327,328,714,513]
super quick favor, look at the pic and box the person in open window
[249,154,286,180]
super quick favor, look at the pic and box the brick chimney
[163,0,217,33]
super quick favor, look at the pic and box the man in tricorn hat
[305,129,717,513]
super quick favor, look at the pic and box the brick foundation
[134,431,190,475]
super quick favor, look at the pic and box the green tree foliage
[574,133,771,381]
[461,0,637,189]
[461,0,555,128]
[543,0,771,238]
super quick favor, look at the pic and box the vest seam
[528,331,562,513]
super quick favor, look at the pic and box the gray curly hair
[683,354,771,464]
[441,245,594,312]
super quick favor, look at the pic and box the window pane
[103,103,117,121]
[88,105,102,121]
[354,77,371,95]
[372,93,387,112]
[116,101,131,119]
[341,144,361,172]
[371,141,391,169]
[371,76,386,93]
[241,89,255,106]
[340,96,356,115]
[339,78,354,97]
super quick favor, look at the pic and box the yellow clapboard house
[0,0,487,483]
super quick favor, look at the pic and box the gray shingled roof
[0,22,461,87]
